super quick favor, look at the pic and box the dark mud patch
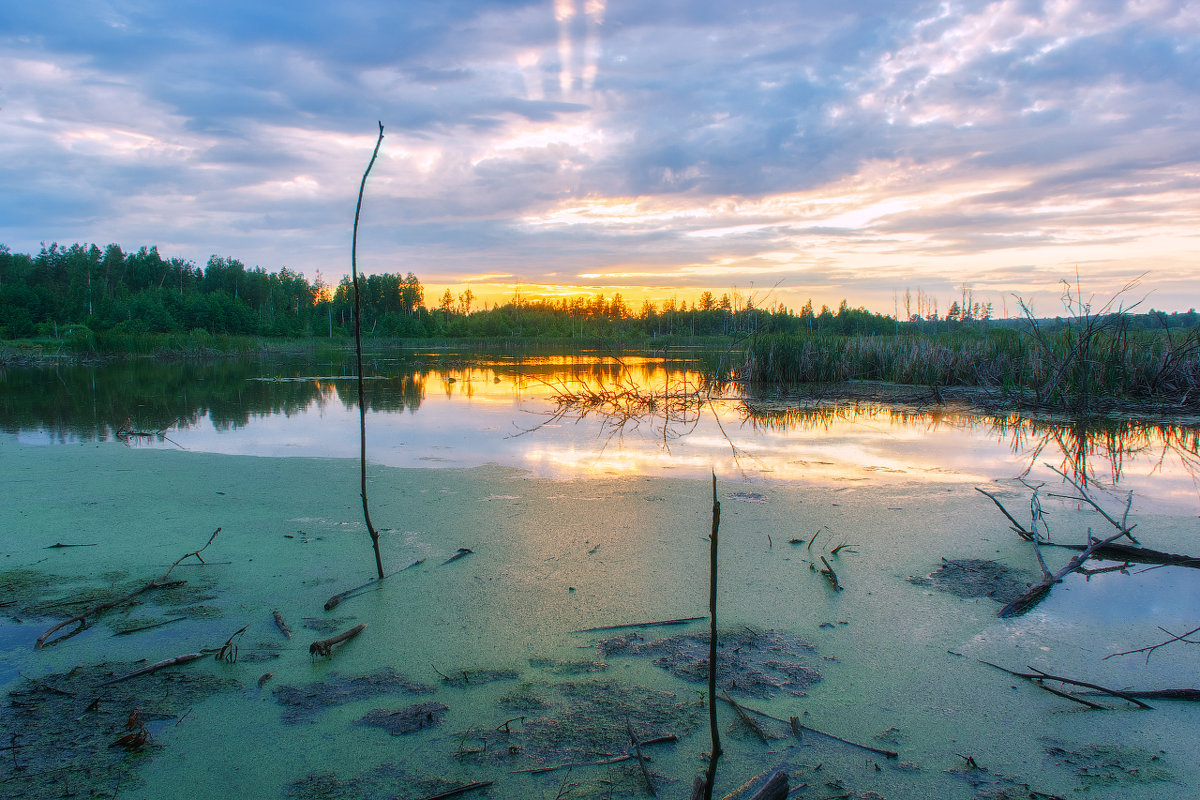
[357,701,449,735]
[302,616,357,634]
[598,629,821,698]
[455,679,702,770]
[909,559,1035,605]
[0,661,239,800]
[274,670,434,724]
[528,657,609,675]
[1043,739,1173,787]
[286,764,483,800]
[435,667,519,688]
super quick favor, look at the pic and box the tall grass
[740,324,1200,412]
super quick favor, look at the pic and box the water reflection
[2,353,1196,509]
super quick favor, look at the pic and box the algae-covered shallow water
[2,350,1199,799]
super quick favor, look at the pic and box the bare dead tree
[353,121,386,579]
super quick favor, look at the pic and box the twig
[573,617,705,634]
[112,616,188,637]
[1104,624,1200,662]
[1047,464,1139,544]
[36,528,220,648]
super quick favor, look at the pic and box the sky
[2,0,1198,316]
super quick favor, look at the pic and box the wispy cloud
[2,0,1197,313]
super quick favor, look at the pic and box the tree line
[2,242,1195,342]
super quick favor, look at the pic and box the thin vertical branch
[702,471,722,799]
[353,121,386,580]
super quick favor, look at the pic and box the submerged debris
[598,629,822,698]
[274,670,434,724]
[909,559,1034,605]
[0,662,238,800]
[1043,740,1173,786]
[358,702,449,735]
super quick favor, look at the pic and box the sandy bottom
[2,435,1198,799]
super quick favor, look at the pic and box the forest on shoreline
[5,241,1198,344]
[3,242,1199,413]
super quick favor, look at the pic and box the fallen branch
[1079,688,1200,701]
[980,661,1153,709]
[99,652,207,686]
[626,716,657,797]
[324,559,426,610]
[999,525,1135,617]
[441,548,473,565]
[309,623,366,659]
[511,735,677,774]
[414,781,494,800]
[36,528,221,648]
[573,617,706,634]
[722,692,769,743]
[819,556,842,592]
[273,610,292,639]
[789,715,898,759]
[112,616,187,637]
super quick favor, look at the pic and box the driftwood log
[36,528,221,648]
[309,623,366,658]
[99,652,208,686]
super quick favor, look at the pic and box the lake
[2,347,1199,800]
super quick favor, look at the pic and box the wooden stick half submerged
[309,623,367,659]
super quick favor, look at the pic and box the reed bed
[740,325,1200,414]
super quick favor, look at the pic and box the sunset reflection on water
[6,352,1198,512]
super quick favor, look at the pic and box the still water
[3,348,1200,800]
[3,347,1197,510]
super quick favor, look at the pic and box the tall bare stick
[702,472,722,800]
[353,121,386,579]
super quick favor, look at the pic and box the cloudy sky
[3,0,1198,315]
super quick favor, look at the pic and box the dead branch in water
[414,781,494,800]
[325,559,426,610]
[273,610,292,639]
[980,661,1153,709]
[309,623,367,659]
[36,527,221,648]
[626,716,657,797]
[819,556,843,592]
[1104,623,1200,663]
[573,617,706,634]
[99,652,208,686]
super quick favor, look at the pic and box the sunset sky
[3,0,1198,316]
